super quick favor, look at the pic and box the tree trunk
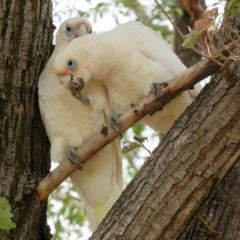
[90,5,240,240]
[179,12,240,240]
[0,0,53,239]
[179,160,240,240]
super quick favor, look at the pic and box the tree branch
[37,39,239,203]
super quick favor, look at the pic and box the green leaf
[122,142,141,153]
[134,136,148,143]
[0,197,16,230]
[182,31,201,48]
[217,51,223,57]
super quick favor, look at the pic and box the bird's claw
[79,95,91,106]
[67,147,83,169]
[69,77,91,106]
[109,113,123,138]
[69,77,85,92]
[152,83,167,103]
[70,88,91,106]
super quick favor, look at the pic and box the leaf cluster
[0,195,16,230]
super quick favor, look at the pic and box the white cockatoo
[38,17,123,231]
[53,21,202,135]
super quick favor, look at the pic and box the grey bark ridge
[0,0,53,239]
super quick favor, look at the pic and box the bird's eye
[89,29,92,34]
[66,59,78,72]
[65,24,73,38]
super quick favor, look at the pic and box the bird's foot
[78,95,91,106]
[70,88,91,106]
[109,113,123,138]
[69,77,90,105]
[151,83,168,103]
[67,147,83,169]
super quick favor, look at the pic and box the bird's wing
[121,21,187,76]
[117,21,202,133]
[83,78,124,193]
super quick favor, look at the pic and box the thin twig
[154,0,184,38]
[139,142,151,155]
[134,136,152,155]
[198,215,219,236]
[154,0,224,68]
[215,33,238,61]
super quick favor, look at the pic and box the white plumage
[38,17,123,231]
[54,21,202,135]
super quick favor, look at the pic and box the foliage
[226,0,240,16]
[122,123,160,181]
[52,0,183,40]
[181,0,239,69]
[182,8,218,48]
[48,178,87,239]
[0,194,16,230]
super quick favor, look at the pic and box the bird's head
[54,36,97,89]
[56,17,92,47]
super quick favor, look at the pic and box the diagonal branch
[37,39,240,203]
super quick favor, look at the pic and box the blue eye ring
[65,24,74,38]
[66,59,78,72]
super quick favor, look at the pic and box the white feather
[38,17,123,231]
[54,21,202,135]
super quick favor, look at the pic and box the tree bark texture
[0,0,53,239]
[179,161,240,240]
[90,11,240,240]
[179,12,240,240]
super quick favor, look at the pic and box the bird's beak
[59,75,71,89]
[76,24,88,37]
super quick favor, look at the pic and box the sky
[49,0,224,239]
[52,0,154,32]
[52,0,223,33]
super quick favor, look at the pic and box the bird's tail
[69,140,122,231]
[70,172,122,231]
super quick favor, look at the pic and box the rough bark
[0,0,53,239]
[179,11,240,240]
[90,7,240,240]
[179,162,240,240]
